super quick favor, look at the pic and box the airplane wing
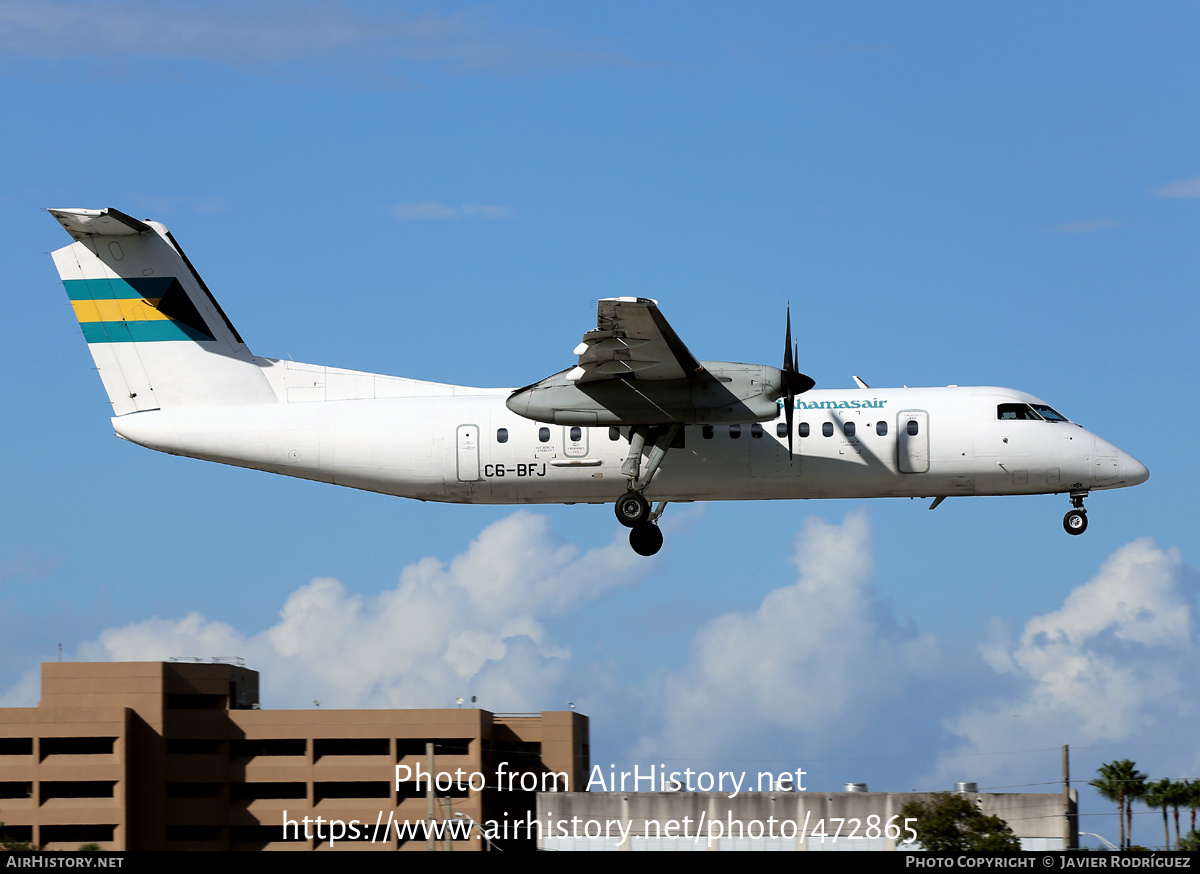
[566,297,705,384]
[508,296,808,427]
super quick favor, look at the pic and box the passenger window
[729,425,742,439]
[539,427,550,442]
[907,420,919,436]
[776,422,788,438]
[570,426,582,442]
[799,423,810,438]
[702,425,714,439]
[822,422,833,437]
[496,428,508,444]
[751,423,763,438]
[609,427,621,441]
[844,422,856,438]
[876,421,887,437]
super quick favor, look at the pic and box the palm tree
[1144,779,1173,850]
[1167,779,1192,849]
[1187,779,1200,836]
[1091,760,1147,849]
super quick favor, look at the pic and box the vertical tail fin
[49,208,277,414]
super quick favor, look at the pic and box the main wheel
[1063,509,1088,535]
[629,522,664,556]
[614,491,650,527]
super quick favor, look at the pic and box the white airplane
[48,207,1149,556]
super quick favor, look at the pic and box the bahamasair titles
[47,208,1148,556]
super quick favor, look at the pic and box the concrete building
[0,661,587,851]
[535,788,1077,851]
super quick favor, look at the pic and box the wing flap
[569,297,703,383]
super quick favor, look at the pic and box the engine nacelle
[506,361,785,426]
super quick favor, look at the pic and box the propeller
[781,304,816,459]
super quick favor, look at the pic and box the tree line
[1090,760,1200,850]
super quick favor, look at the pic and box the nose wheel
[1062,491,1088,535]
[1063,509,1088,535]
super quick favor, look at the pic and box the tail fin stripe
[64,277,216,343]
[64,277,177,301]
[79,320,215,344]
[72,298,170,323]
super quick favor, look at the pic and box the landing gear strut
[616,424,679,554]
[1063,491,1088,535]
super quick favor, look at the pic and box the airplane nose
[1123,452,1149,487]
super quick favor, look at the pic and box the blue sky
[1,1,1197,848]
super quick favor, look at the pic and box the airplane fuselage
[110,369,1146,507]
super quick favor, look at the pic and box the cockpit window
[1030,404,1070,423]
[997,403,1041,421]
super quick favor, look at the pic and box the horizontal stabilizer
[49,207,153,238]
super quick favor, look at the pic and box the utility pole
[426,742,436,851]
[1063,743,1076,849]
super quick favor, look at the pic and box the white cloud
[0,1,629,84]
[75,512,647,711]
[0,668,41,707]
[391,201,515,221]
[632,510,942,760]
[1153,177,1200,199]
[929,538,1199,786]
[9,507,1197,802]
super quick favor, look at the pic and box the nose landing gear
[1063,490,1088,535]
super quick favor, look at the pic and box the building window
[0,738,33,756]
[40,737,115,756]
[314,738,388,758]
[40,781,116,800]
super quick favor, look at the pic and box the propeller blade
[784,304,794,375]
[785,394,794,459]
[781,303,814,459]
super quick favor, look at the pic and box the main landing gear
[629,518,665,557]
[615,490,666,556]
[1063,490,1088,535]
[614,424,679,556]
[615,491,650,527]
